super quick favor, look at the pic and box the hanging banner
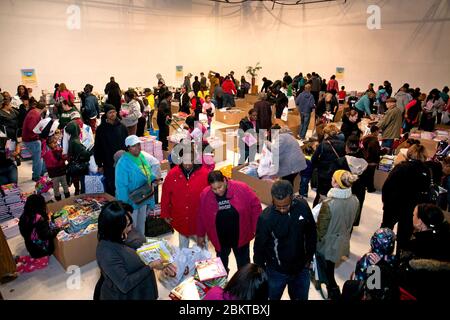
[336,67,345,81]
[176,65,184,81]
[21,69,38,87]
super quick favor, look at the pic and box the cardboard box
[273,112,301,136]
[244,94,259,105]
[235,99,252,111]
[47,193,115,270]
[215,125,239,152]
[215,110,245,125]
[232,165,300,205]
[374,169,389,191]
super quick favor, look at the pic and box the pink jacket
[56,90,75,103]
[197,180,262,252]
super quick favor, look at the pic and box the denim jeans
[300,175,311,197]
[216,243,250,272]
[222,94,235,108]
[24,140,45,180]
[0,164,18,185]
[381,139,394,154]
[267,267,310,300]
[299,112,311,139]
[132,205,148,237]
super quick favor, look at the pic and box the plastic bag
[257,143,278,177]
[84,174,105,194]
[158,245,211,290]
[281,107,288,122]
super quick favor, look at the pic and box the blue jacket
[355,95,372,116]
[115,152,157,210]
[295,91,315,114]
[84,94,100,118]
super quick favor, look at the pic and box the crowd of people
[1,70,450,302]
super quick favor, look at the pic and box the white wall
[0,0,449,96]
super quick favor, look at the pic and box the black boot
[55,195,62,202]
[64,192,70,199]
[327,286,342,301]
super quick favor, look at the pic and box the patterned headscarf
[354,228,396,281]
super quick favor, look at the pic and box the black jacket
[283,75,293,85]
[179,93,190,114]
[261,80,273,93]
[19,214,59,259]
[94,118,128,170]
[340,114,361,141]
[381,160,431,249]
[312,138,346,180]
[104,81,122,109]
[157,99,172,124]
[316,97,339,118]
[253,197,317,275]
[398,226,450,300]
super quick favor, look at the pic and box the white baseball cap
[125,135,141,147]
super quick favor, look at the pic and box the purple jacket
[197,180,262,252]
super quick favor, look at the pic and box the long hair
[223,263,268,300]
[22,194,48,221]
[97,201,133,243]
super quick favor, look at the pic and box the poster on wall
[336,67,344,81]
[176,65,184,81]
[21,69,38,87]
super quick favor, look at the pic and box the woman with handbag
[65,121,92,195]
[115,135,159,237]
[311,124,346,207]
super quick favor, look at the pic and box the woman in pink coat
[55,83,75,104]
[197,171,262,272]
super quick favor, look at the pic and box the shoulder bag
[129,157,155,205]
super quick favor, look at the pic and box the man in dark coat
[253,93,273,132]
[381,158,431,253]
[94,104,128,196]
[104,77,122,113]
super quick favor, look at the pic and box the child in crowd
[19,194,60,259]
[338,86,346,105]
[42,135,70,201]
[202,95,215,130]
[300,143,315,198]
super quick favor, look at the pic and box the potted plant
[246,62,262,94]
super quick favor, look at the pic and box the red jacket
[222,80,236,95]
[22,108,41,142]
[197,180,262,252]
[42,148,66,178]
[327,79,339,92]
[160,165,210,236]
